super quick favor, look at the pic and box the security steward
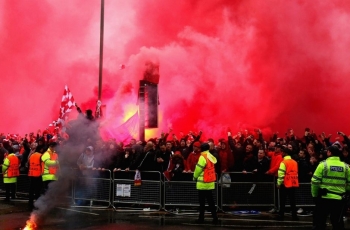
[193,142,218,224]
[28,150,43,209]
[311,145,350,230]
[276,147,299,221]
[2,148,20,201]
[41,142,59,193]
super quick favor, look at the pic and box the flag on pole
[50,85,76,131]
[101,111,139,143]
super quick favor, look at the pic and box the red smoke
[1,0,350,141]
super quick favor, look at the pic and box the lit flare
[23,219,37,230]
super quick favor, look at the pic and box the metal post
[98,0,104,100]
[139,80,146,142]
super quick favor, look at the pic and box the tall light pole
[98,0,104,101]
[95,0,104,118]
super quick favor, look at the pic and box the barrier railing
[16,174,30,195]
[73,169,112,207]
[282,182,314,208]
[0,170,315,211]
[112,170,162,210]
[220,172,275,208]
[0,173,30,197]
[164,173,218,211]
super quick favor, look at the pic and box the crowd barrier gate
[112,170,162,210]
[164,173,219,211]
[73,169,112,208]
[220,172,276,209]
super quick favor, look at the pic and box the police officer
[193,143,218,224]
[311,145,350,230]
[276,147,299,221]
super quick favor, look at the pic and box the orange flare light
[23,219,37,230]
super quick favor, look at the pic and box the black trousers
[5,183,16,200]
[43,180,54,194]
[29,176,42,206]
[198,190,217,221]
[279,185,297,217]
[313,198,344,230]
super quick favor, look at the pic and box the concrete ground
[0,199,348,230]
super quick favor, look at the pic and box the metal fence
[112,170,162,210]
[220,172,275,208]
[283,183,314,207]
[0,173,31,197]
[0,170,316,211]
[164,173,218,210]
[73,169,112,207]
[17,174,30,195]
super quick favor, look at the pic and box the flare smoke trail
[28,118,101,226]
[1,0,350,140]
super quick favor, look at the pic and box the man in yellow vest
[41,142,59,193]
[276,147,299,221]
[311,145,350,230]
[2,148,20,201]
[193,142,218,224]
[28,150,42,210]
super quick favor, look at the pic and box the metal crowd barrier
[283,182,314,207]
[0,172,74,203]
[112,170,162,210]
[73,169,112,207]
[0,173,30,197]
[220,172,275,208]
[0,170,316,211]
[16,174,30,195]
[65,175,74,202]
[164,173,218,210]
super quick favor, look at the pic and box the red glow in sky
[1,0,350,140]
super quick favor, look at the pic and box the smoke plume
[29,117,101,226]
[1,0,350,140]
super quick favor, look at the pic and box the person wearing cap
[77,146,95,176]
[2,147,19,201]
[311,145,350,230]
[41,142,59,192]
[185,141,201,173]
[193,143,218,224]
[276,147,299,221]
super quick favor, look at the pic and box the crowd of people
[1,122,349,194]
[1,122,350,184]
[1,111,350,221]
